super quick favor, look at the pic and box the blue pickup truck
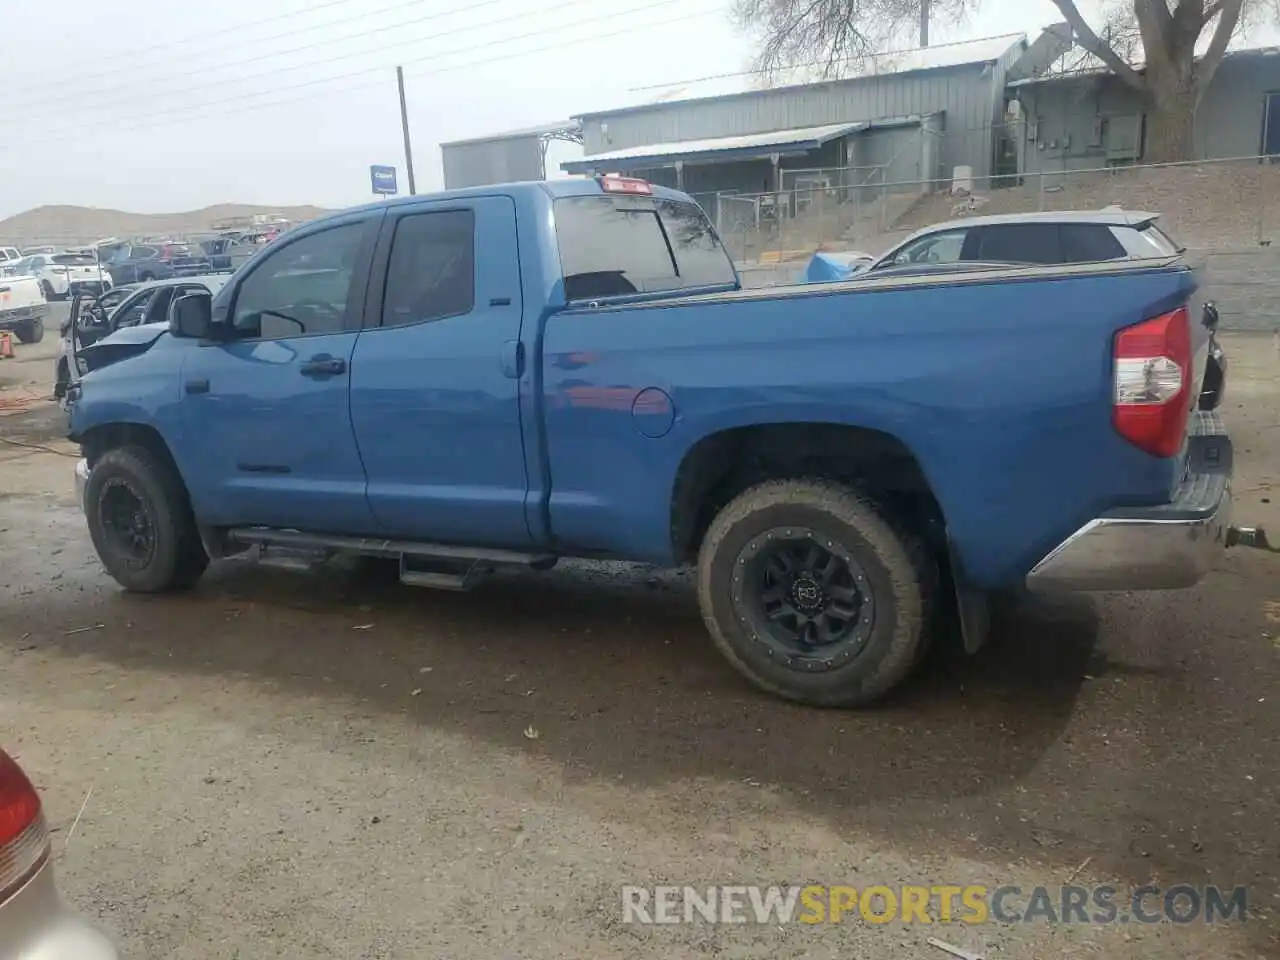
[65,176,1243,707]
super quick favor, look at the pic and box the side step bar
[225,527,558,591]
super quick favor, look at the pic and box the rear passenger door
[967,223,1063,264]
[348,196,531,546]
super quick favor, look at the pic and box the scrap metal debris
[927,938,984,960]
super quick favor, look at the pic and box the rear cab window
[553,193,736,301]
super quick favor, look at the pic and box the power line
[34,0,376,81]
[0,0,555,120]
[8,4,715,151]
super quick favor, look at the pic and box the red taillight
[0,748,49,899]
[1112,306,1193,458]
[598,175,653,195]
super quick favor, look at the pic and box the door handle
[300,355,346,376]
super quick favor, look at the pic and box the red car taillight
[0,748,49,901]
[1112,305,1193,458]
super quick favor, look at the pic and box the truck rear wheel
[14,318,43,344]
[697,479,933,708]
[84,445,209,593]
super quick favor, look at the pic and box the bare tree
[733,0,1279,163]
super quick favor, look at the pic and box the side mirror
[170,293,213,339]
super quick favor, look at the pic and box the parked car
[0,747,119,957]
[55,276,229,399]
[17,252,111,301]
[196,236,259,273]
[0,270,47,343]
[55,284,137,400]
[834,210,1229,413]
[66,176,1251,708]
[862,209,1186,272]
[104,242,212,286]
[0,245,22,265]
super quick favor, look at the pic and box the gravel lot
[2,319,1279,959]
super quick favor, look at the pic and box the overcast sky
[0,0,1274,219]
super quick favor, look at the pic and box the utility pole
[396,66,417,196]
[919,0,930,47]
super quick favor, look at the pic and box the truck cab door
[349,196,531,545]
[178,214,382,533]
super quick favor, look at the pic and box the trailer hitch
[1227,526,1280,554]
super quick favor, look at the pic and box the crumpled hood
[77,322,169,372]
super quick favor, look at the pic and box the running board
[225,527,557,591]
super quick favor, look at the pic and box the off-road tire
[697,478,934,708]
[14,318,43,344]
[85,445,209,593]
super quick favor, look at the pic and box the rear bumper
[75,457,89,513]
[0,303,49,330]
[0,857,119,959]
[1026,411,1232,591]
[69,280,109,297]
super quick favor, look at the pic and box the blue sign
[370,165,398,196]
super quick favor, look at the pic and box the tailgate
[0,278,45,309]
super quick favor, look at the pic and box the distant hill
[0,202,340,247]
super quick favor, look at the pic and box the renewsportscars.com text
[621,884,1248,925]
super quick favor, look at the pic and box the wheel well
[80,422,179,477]
[670,423,945,564]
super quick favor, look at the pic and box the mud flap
[948,542,991,655]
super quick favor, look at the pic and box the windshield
[553,194,736,300]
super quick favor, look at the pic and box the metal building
[560,34,1058,207]
[1009,45,1280,174]
[440,121,583,190]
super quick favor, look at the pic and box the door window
[973,224,1062,264]
[380,210,475,328]
[880,230,968,268]
[230,222,364,340]
[113,289,159,328]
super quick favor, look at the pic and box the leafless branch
[1051,0,1148,91]
[731,0,975,79]
[1197,0,1246,90]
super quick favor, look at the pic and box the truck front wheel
[697,478,933,708]
[84,446,209,593]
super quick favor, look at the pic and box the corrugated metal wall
[1014,53,1280,175]
[579,64,1007,180]
[441,135,545,189]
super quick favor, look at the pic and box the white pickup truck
[0,270,49,343]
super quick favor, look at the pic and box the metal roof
[439,120,581,148]
[1008,42,1280,88]
[560,117,921,173]
[576,34,1026,120]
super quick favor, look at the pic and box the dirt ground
[2,323,1279,959]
